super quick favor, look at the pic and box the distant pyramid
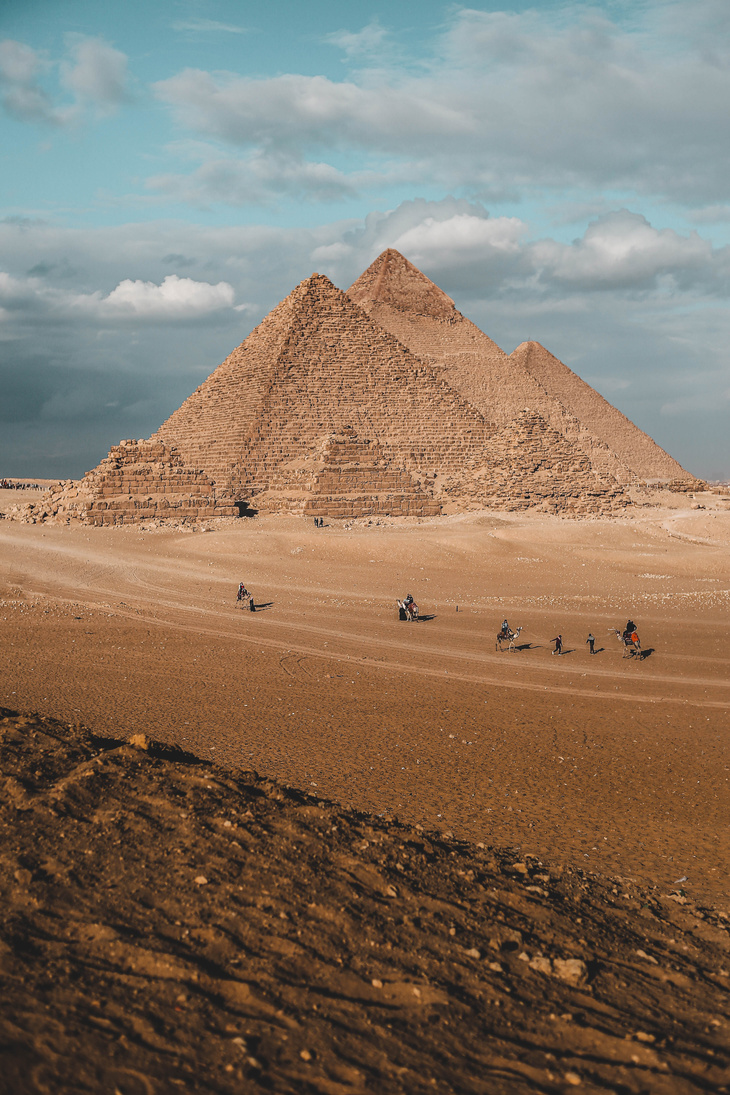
[509,341,688,482]
[348,250,693,485]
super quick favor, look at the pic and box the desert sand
[1,493,728,904]
[1,494,729,1091]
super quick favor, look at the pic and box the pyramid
[348,250,694,486]
[263,427,442,519]
[22,441,239,526]
[152,273,496,504]
[42,255,698,526]
[509,341,689,483]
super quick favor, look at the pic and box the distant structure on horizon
[35,250,700,525]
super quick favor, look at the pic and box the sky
[1,0,728,480]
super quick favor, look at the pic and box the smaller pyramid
[34,440,238,526]
[261,427,441,518]
[510,342,691,483]
[453,410,630,515]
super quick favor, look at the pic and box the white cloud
[148,150,362,206]
[0,39,59,124]
[0,35,130,126]
[172,19,247,35]
[89,274,235,319]
[324,20,389,59]
[531,211,715,290]
[60,36,130,115]
[0,271,236,323]
[391,214,527,265]
[152,2,730,207]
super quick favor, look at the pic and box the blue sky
[1,0,728,479]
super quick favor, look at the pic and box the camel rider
[404,594,414,608]
[624,619,636,641]
[502,619,510,637]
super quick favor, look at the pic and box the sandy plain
[1,490,728,910]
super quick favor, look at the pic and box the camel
[609,628,641,658]
[496,626,523,652]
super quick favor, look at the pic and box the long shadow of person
[418,614,437,622]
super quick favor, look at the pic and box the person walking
[550,634,563,656]
[586,632,595,655]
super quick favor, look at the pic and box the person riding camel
[624,619,636,640]
[501,619,510,638]
[237,582,249,603]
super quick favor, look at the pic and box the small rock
[635,1032,656,1043]
[635,949,658,964]
[553,958,588,986]
[511,862,528,874]
[371,978,383,988]
[564,1071,582,1086]
[194,875,208,885]
[128,733,150,751]
[465,948,481,959]
[14,868,32,886]
[529,956,552,975]
[300,1049,313,1062]
[488,962,503,973]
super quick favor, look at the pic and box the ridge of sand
[2,710,728,1094]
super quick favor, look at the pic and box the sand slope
[2,711,729,1095]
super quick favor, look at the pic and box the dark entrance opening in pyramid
[53,250,697,526]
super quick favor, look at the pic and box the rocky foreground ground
[1,709,728,1095]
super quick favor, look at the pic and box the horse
[496,626,523,652]
[397,599,419,622]
[609,628,641,658]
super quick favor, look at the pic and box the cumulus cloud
[152,2,730,207]
[60,35,130,116]
[0,35,130,126]
[0,271,236,323]
[0,39,59,124]
[148,150,363,206]
[324,20,390,60]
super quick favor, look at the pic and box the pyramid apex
[348,249,458,321]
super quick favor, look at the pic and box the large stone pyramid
[348,249,692,485]
[152,273,495,509]
[35,251,697,525]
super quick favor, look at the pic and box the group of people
[550,619,638,656]
[0,479,42,490]
[312,517,325,528]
